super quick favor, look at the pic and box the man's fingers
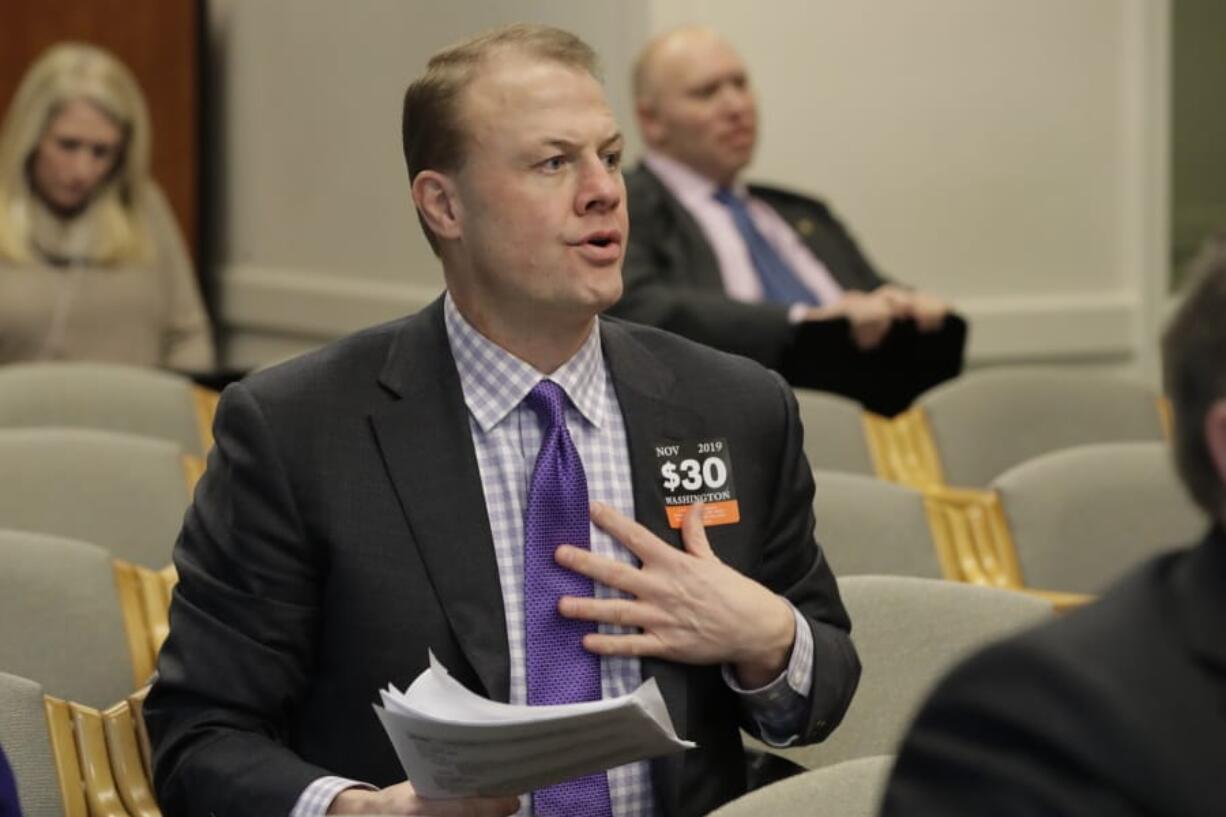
[913,295,949,331]
[680,502,715,559]
[590,500,675,562]
[555,544,651,596]
[418,794,521,817]
[339,782,520,816]
[558,595,668,629]
[851,322,889,350]
[582,632,666,658]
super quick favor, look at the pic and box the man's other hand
[328,782,520,816]
[802,290,895,350]
[802,285,949,349]
[876,284,949,332]
[556,501,796,689]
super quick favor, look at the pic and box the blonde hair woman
[0,43,214,370]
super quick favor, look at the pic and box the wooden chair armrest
[103,700,161,817]
[1017,587,1095,614]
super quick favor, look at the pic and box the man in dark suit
[611,27,956,397]
[880,238,1226,815]
[144,24,859,817]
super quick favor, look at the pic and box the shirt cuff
[290,776,377,817]
[722,603,815,746]
[787,303,810,324]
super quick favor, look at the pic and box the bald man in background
[612,27,955,394]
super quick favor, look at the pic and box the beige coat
[0,184,214,371]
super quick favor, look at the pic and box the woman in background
[0,43,214,371]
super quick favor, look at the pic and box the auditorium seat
[113,561,178,680]
[1,670,161,817]
[0,671,68,817]
[883,367,1167,488]
[792,389,884,476]
[745,576,1052,769]
[0,428,194,568]
[100,691,161,817]
[711,755,894,817]
[991,441,1204,594]
[811,471,948,579]
[0,530,142,707]
[0,361,217,457]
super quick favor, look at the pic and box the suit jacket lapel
[369,299,510,701]
[637,165,726,292]
[602,319,701,816]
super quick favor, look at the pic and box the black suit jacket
[611,163,888,370]
[881,525,1226,816]
[145,298,860,817]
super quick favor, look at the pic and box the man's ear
[412,170,462,242]
[635,99,665,149]
[1205,399,1226,488]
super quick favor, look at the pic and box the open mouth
[572,231,623,263]
[578,231,621,249]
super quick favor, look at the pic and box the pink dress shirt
[642,151,846,320]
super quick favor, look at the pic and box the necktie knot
[713,187,740,208]
[526,379,568,430]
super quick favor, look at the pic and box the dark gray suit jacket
[882,525,1226,816]
[145,298,860,817]
[611,164,888,370]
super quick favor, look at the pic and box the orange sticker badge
[655,438,741,529]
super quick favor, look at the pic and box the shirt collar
[643,149,750,203]
[443,292,606,433]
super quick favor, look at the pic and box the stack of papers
[374,653,695,798]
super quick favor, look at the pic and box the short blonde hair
[0,42,154,264]
[401,24,600,254]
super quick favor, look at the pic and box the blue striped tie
[715,188,819,306]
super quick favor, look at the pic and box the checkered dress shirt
[292,294,814,817]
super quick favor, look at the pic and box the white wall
[208,0,649,364]
[210,0,1169,380]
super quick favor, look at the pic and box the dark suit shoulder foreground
[881,525,1226,817]
[145,299,859,817]
[612,163,888,370]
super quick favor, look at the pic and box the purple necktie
[523,380,613,817]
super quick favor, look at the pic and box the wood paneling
[0,0,201,262]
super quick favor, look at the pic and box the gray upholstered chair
[0,672,65,817]
[992,441,1206,594]
[0,360,214,457]
[0,530,136,707]
[912,367,1166,487]
[747,576,1052,770]
[711,755,894,817]
[812,471,946,579]
[0,428,193,568]
[792,389,878,476]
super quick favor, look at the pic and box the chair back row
[743,576,1053,772]
[0,361,217,457]
[0,671,157,817]
[710,755,895,817]
[797,368,1171,491]
[0,530,174,709]
[0,428,197,569]
[924,441,1204,595]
